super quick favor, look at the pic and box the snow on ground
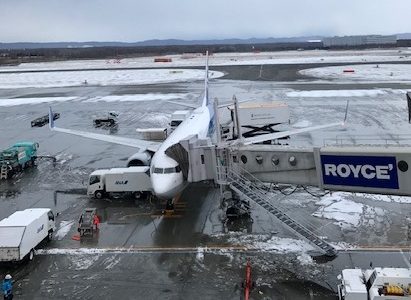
[54,220,75,240]
[69,254,101,270]
[0,94,189,107]
[84,93,188,103]
[223,233,315,253]
[313,192,387,230]
[0,68,224,89]
[300,64,411,82]
[1,48,410,72]
[354,193,411,204]
[313,193,364,229]
[0,96,77,106]
[286,89,401,98]
[291,120,312,128]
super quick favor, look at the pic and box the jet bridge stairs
[216,164,338,257]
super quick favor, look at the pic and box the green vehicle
[0,142,39,179]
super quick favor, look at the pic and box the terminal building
[323,35,397,47]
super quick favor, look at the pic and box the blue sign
[321,155,399,189]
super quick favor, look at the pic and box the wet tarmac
[1,59,411,299]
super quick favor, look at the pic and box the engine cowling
[127,151,152,167]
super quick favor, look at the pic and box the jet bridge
[182,139,411,197]
[176,136,411,257]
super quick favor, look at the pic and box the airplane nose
[151,173,184,199]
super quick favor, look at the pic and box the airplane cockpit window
[164,167,175,174]
[154,168,164,174]
[175,166,182,172]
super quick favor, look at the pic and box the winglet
[49,106,55,129]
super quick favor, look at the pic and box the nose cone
[151,172,185,199]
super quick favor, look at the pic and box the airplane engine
[127,151,152,167]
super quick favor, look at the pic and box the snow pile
[0,68,224,88]
[300,64,411,82]
[297,253,314,265]
[54,220,75,240]
[196,247,204,262]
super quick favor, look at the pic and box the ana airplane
[49,53,344,203]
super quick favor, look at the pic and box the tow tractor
[0,142,39,179]
[338,267,411,300]
[93,112,118,127]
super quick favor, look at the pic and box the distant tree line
[0,40,409,66]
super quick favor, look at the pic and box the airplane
[48,52,344,205]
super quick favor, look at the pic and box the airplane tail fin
[49,106,55,129]
[202,51,210,107]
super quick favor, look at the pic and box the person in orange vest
[93,214,100,231]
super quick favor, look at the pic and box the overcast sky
[1,0,410,42]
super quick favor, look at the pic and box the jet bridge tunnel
[179,136,411,196]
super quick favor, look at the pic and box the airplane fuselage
[150,105,211,199]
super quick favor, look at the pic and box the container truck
[87,166,152,199]
[0,208,56,262]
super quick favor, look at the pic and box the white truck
[0,208,56,262]
[338,267,411,300]
[87,166,153,199]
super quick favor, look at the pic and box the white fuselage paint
[150,105,211,199]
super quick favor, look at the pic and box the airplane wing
[48,107,161,153]
[241,122,344,145]
[165,100,197,109]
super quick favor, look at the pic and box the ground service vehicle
[0,208,56,262]
[338,267,411,300]
[0,142,39,179]
[87,166,152,199]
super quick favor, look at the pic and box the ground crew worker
[93,214,100,230]
[2,274,13,300]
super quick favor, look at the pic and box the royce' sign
[320,155,399,189]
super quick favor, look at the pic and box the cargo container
[87,167,152,199]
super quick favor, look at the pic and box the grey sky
[1,0,410,42]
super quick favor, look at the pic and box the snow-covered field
[0,68,224,88]
[1,48,411,72]
[0,94,189,107]
[300,63,411,82]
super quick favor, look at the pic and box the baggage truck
[87,166,153,199]
[0,208,56,262]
